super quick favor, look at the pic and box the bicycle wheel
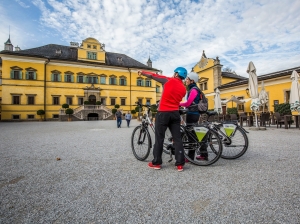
[183,129,223,166]
[217,125,249,159]
[163,128,173,155]
[131,125,151,161]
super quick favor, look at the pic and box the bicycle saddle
[179,109,188,115]
[206,111,218,116]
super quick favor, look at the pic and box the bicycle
[131,102,224,166]
[204,111,249,160]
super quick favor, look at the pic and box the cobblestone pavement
[0,120,299,223]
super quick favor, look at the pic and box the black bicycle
[131,104,223,166]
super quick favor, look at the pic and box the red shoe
[196,155,208,161]
[185,158,190,163]
[177,165,183,172]
[148,162,161,170]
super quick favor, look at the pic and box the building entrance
[89,95,96,105]
[87,113,99,120]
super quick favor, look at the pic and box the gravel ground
[0,120,299,223]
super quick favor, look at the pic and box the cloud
[10,0,300,77]
[15,0,30,8]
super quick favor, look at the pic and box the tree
[62,104,69,109]
[112,108,117,115]
[222,67,236,74]
[114,104,120,109]
[65,108,74,121]
[37,109,45,120]
[131,109,137,115]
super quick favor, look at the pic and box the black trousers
[152,111,185,166]
[186,113,208,159]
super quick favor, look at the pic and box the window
[274,100,279,105]
[53,97,60,105]
[11,70,22,79]
[52,73,61,82]
[87,76,98,84]
[237,97,244,111]
[87,44,91,48]
[66,97,73,105]
[146,99,151,105]
[27,71,35,80]
[12,115,20,120]
[77,75,84,83]
[285,91,290,103]
[200,82,208,90]
[145,80,151,87]
[78,98,84,105]
[87,52,97,60]
[138,99,143,105]
[137,79,143,86]
[111,98,116,105]
[27,115,35,119]
[121,98,126,106]
[109,77,116,85]
[156,86,160,93]
[12,96,20,104]
[65,74,73,82]
[53,114,59,119]
[28,96,35,105]
[100,77,106,84]
[93,45,97,49]
[119,78,126,86]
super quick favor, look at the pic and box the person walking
[125,111,132,127]
[179,72,208,161]
[115,109,122,128]
[138,67,187,172]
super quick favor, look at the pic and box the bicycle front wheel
[131,125,151,161]
[184,129,223,166]
[217,125,249,159]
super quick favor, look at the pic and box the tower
[4,35,13,51]
[147,56,152,68]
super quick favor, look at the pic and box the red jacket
[141,71,186,111]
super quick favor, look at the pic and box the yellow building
[192,51,300,115]
[0,37,161,121]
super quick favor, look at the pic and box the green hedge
[274,103,291,115]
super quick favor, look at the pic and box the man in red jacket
[138,67,187,172]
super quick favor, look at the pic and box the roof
[0,44,158,70]
[222,72,247,80]
[219,66,300,89]
[4,37,12,45]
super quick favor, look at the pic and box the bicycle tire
[216,125,249,159]
[183,129,223,166]
[131,125,151,161]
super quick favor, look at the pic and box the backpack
[190,87,208,112]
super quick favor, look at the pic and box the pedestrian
[179,72,208,161]
[138,67,187,172]
[125,111,132,127]
[115,109,122,128]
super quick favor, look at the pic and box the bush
[96,101,102,105]
[114,104,120,109]
[65,108,74,115]
[150,104,158,113]
[131,109,137,114]
[62,103,69,109]
[227,107,238,115]
[84,101,90,105]
[274,103,291,115]
[135,106,141,112]
[37,109,45,120]
[112,108,117,114]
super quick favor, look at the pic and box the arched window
[137,78,144,86]
[119,76,127,86]
[109,75,117,85]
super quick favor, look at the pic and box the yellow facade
[0,37,162,121]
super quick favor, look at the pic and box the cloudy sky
[0,0,299,76]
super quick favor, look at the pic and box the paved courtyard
[0,120,299,223]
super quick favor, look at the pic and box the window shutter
[26,72,29,79]
[51,74,54,81]
[58,74,61,82]
[85,76,88,83]
[119,79,121,85]
[64,75,67,82]
[34,72,36,80]
[109,77,112,84]
[125,79,127,86]
[77,76,79,82]
[141,80,144,86]
[19,71,22,79]
[10,71,14,79]
[71,75,74,82]
[96,77,98,83]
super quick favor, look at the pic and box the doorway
[89,95,96,105]
[88,113,99,120]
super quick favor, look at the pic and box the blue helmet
[174,67,187,79]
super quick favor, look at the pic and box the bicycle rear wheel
[131,125,151,161]
[163,128,173,155]
[217,125,249,159]
[183,129,223,166]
